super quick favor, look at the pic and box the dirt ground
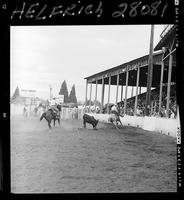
[10,115,177,193]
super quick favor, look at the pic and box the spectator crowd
[87,85,177,119]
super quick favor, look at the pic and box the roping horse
[108,112,124,129]
[40,105,61,129]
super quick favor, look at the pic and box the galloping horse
[40,105,61,129]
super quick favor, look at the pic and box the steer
[83,114,99,130]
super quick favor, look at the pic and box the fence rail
[60,107,85,120]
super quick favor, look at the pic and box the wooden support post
[121,85,123,102]
[85,79,88,107]
[116,74,119,104]
[139,86,141,95]
[145,25,154,116]
[151,101,153,115]
[158,53,165,114]
[94,79,98,111]
[134,66,140,115]
[101,78,105,113]
[154,101,156,115]
[89,82,92,112]
[107,76,111,114]
[124,67,129,115]
[131,86,134,98]
[166,54,173,118]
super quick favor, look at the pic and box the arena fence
[11,104,31,116]
[11,104,45,117]
[11,104,180,138]
[60,107,180,138]
[60,107,85,120]
[87,113,180,138]
[10,104,85,119]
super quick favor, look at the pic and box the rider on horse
[111,104,119,115]
[108,104,124,128]
[49,98,59,117]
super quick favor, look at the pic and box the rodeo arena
[11,25,179,193]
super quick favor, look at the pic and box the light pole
[145,25,154,116]
[49,85,52,100]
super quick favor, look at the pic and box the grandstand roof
[154,25,176,51]
[85,51,176,88]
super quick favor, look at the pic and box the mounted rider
[108,103,124,128]
[111,104,119,115]
[49,98,59,117]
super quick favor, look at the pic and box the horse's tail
[40,112,46,121]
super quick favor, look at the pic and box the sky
[10,25,165,104]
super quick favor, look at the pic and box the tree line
[11,80,77,104]
[59,80,77,103]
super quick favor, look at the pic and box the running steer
[83,114,99,130]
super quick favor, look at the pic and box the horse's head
[40,112,46,121]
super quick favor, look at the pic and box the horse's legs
[117,117,123,126]
[115,123,119,129]
[119,120,123,126]
[111,121,118,129]
[83,121,86,128]
[58,119,61,127]
[48,121,51,129]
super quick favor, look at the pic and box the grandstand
[119,84,177,118]
[84,25,179,137]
